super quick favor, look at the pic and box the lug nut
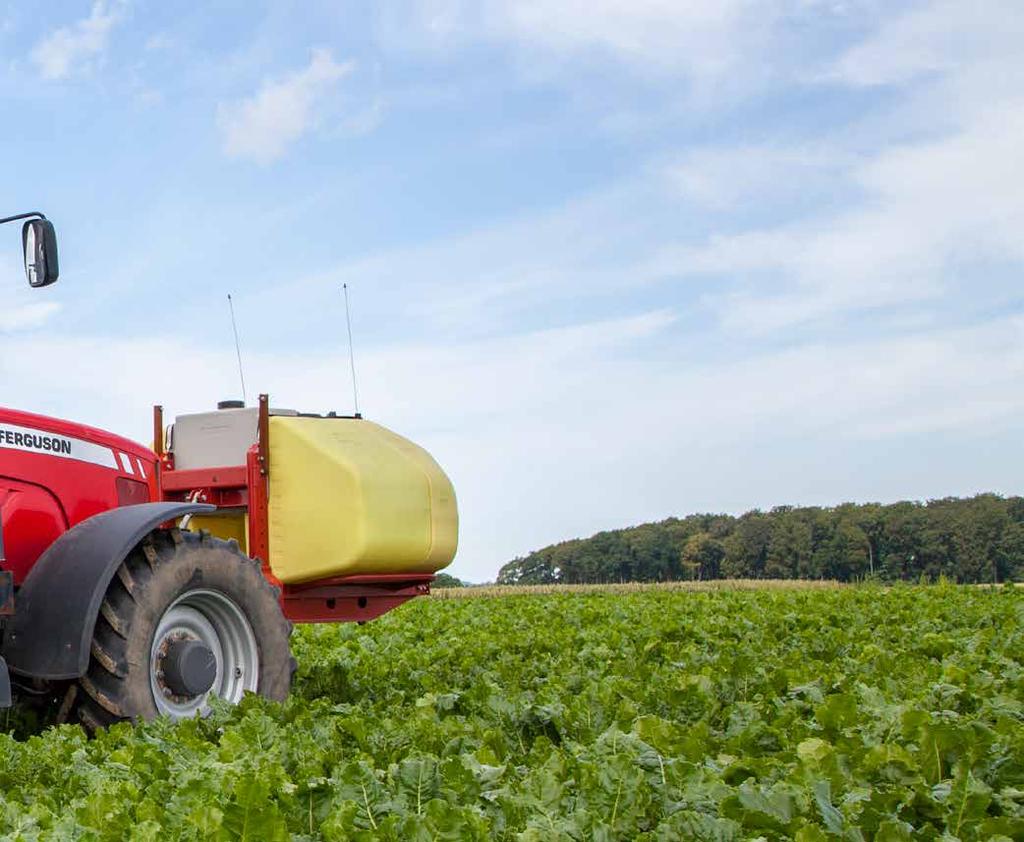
[162,687,172,698]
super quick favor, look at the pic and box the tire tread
[70,528,293,730]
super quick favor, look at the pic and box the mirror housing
[22,218,59,288]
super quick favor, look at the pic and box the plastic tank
[266,416,458,583]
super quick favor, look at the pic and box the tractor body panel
[0,407,158,583]
[3,501,215,680]
[0,479,65,585]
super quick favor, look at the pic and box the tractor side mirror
[22,218,59,288]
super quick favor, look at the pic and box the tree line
[496,495,1024,585]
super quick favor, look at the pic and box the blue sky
[2,1,1023,581]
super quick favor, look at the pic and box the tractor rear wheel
[69,528,293,728]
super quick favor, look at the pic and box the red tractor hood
[0,407,158,584]
[0,407,154,466]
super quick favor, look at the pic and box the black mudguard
[3,502,214,680]
[0,656,11,707]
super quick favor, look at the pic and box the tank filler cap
[217,400,245,410]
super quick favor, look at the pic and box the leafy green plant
[0,585,1022,839]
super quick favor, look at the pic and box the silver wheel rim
[149,588,259,720]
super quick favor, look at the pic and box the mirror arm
[0,212,46,227]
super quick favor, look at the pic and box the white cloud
[0,301,60,331]
[830,0,1024,88]
[30,1,124,81]
[654,1,1024,334]
[240,173,673,345]
[218,49,353,165]
[0,254,62,331]
[384,1,763,78]
[666,144,853,210]
[494,0,757,77]
[143,33,173,52]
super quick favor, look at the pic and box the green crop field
[1,584,1022,840]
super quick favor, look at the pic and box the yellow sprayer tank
[266,416,458,583]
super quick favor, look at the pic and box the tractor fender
[3,502,215,680]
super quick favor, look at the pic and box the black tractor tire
[69,527,293,729]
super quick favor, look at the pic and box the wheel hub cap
[161,639,217,697]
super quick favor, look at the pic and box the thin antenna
[343,283,361,417]
[227,294,247,405]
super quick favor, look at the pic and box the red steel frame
[154,395,433,623]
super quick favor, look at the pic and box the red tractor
[0,213,458,728]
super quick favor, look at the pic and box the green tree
[494,494,1024,585]
[997,521,1024,581]
[764,511,813,579]
[679,533,724,580]
[497,553,558,585]
[721,512,771,578]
